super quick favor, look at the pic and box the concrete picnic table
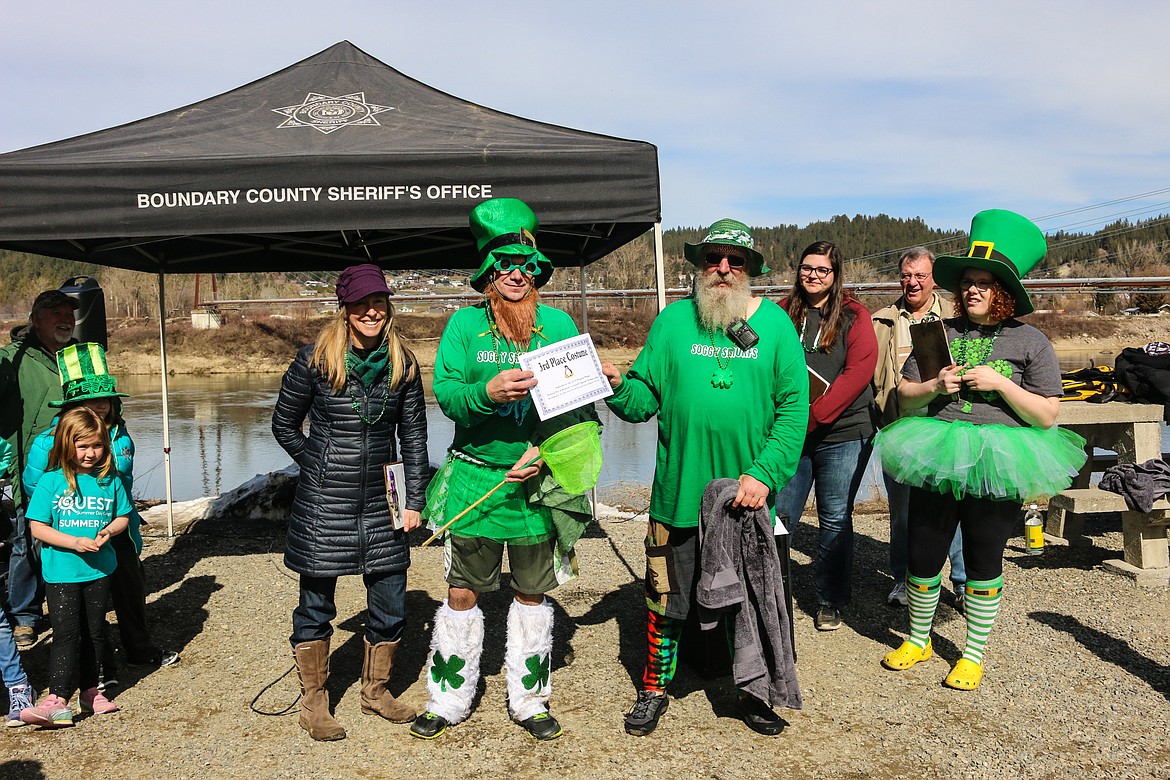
[1048,401,1169,585]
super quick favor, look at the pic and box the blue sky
[4,1,1169,234]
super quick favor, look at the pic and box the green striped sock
[961,577,1004,665]
[906,572,942,649]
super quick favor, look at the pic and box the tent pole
[653,222,666,312]
[579,259,597,518]
[157,271,175,537]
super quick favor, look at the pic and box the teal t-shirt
[26,470,133,583]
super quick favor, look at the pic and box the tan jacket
[871,292,944,428]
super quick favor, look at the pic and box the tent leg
[579,260,597,519]
[653,222,666,312]
[157,272,175,538]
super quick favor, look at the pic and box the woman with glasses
[272,263,429,740]
[776,241,878,631]
[876,210,1084,691]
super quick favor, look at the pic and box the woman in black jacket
[272,264,428,742]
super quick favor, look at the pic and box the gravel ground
[4,502,1168,780]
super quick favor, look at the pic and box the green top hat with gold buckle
[683,218,770,277]
[468,197,554,293]
[49,342,129,408]
[933,209,1047,317]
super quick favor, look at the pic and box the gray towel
[696,478,801,710]
[1099,459,1170,513]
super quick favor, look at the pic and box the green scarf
[347,343,390,390]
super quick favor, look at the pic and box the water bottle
[1024,502,1044,555]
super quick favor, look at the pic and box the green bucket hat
[934,209,1047,317]
[468,197,554,293]
[49,342,129,408]
[683,218,770,277]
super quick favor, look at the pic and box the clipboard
[909,320,954,381]
[808,366,830,400]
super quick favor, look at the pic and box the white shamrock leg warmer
[423,600,484,724]
[505,598,554,721]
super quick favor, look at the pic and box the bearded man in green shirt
[601,219,808,737]
[411,198,588,743]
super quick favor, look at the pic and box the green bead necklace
[708,328,733,389]
[345,351,390,425]
[951,320,1005,414]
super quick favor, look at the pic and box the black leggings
[45,577,111,698]
[907,487,1019,582]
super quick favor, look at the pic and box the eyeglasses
[704,252,747,269]
[899,273,931,283]
[493,256,540,275]
[958,278,995,292]
[798,265,833,279]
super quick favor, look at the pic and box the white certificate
[518,333,613,421]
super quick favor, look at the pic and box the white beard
[693,271,752,331]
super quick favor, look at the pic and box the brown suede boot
[360,638,416,723]
[293,640,346,741]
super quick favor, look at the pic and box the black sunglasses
[704,252,747,269]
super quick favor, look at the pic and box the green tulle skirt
[875,417,1087,501]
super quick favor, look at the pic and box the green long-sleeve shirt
[606,298,808,528]
[432,301,581,467]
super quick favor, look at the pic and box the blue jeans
[5,508,44,628]
[0,604,29,687]
[884,471,966,586]
[776,437,872,607]
[291,572,407,646]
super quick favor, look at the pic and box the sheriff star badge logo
[272,92,394,134]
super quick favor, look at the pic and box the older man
[601,219,807,737]
[871,248,965,609]
[0,289,79,648]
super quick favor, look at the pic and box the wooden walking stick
[420,454,541,547]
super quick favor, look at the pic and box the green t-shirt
[26,470,133,583]
[606,298,809,528]
[432,302,582,468]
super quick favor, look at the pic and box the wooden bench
[1046,487,1170,583]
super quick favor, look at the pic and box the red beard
[487,285,539,346]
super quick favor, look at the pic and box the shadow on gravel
[1030,610,1170,702]
[0,761,45,780]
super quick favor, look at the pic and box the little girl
[25,343,179,686]
[19,407,131,728]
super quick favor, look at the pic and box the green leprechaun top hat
[933,209,1047,317]
[683,218,770,277]
[468,197,554,293]
[49,342,129,408]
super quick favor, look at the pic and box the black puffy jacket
[272,344,429,577]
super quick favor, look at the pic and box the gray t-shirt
[902,317,1061,427]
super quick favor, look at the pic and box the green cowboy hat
[683,218,770,277]
[934,209,1047,317]
[468,197,554,293]
[49,342,129,408]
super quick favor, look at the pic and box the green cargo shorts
[445,535,561,595]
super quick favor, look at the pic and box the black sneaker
[623,690,668,736]
[814,604,843,631]
[127,649,181,668]
[738,692,786,736]
[516,712,563,741]
[409,711,448,740]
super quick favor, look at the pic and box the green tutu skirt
[424,452,553,543]
[875,417,1087,501]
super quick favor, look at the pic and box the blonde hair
[48,407,114,495]
[311,302,417,393]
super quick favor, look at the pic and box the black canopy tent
[0,41,666,532]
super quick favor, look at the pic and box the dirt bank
[83,310,1170,376]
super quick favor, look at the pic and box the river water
[116,346,1167,504]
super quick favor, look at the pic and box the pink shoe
[20,694,75,728]
[80,687,119,715]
